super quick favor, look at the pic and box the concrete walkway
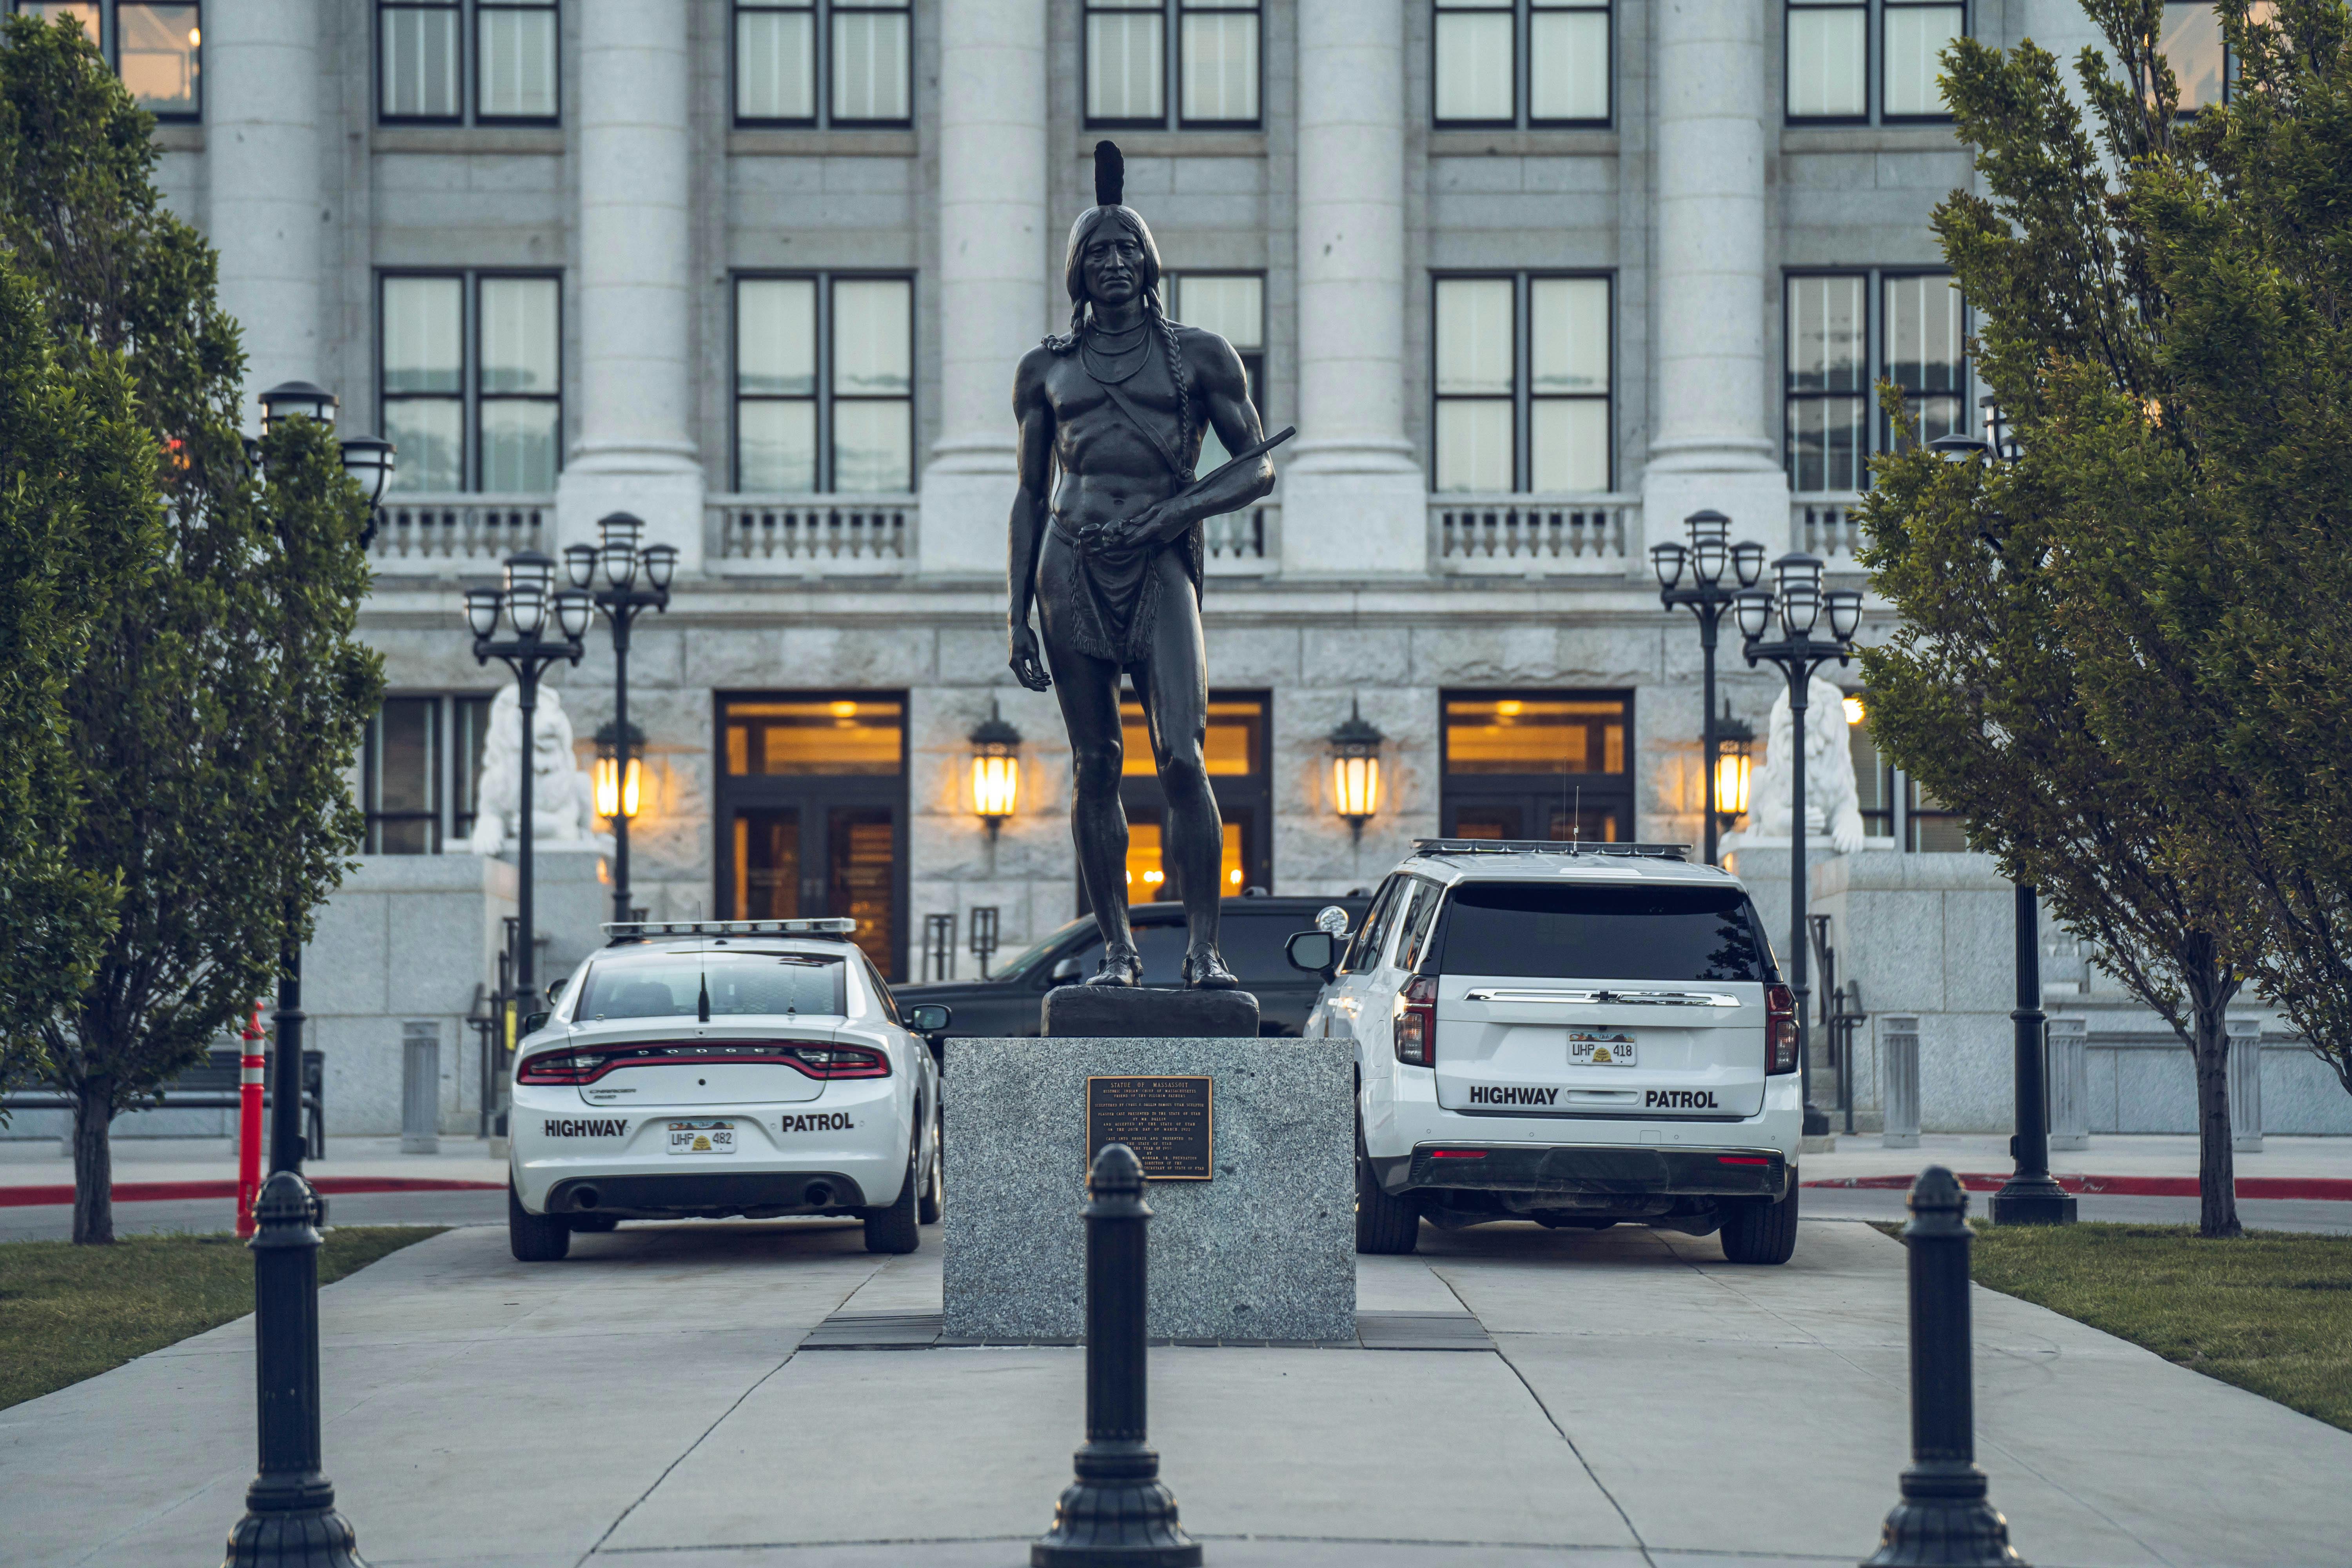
[5,1214,2349,1567]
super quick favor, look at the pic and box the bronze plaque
[1085,1075,1213,1181]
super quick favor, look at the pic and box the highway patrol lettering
[1644,1090,1720,1109]
[1468,1085,1559,1107]
[544,1118,626,1137]
[780,1112,855,1132]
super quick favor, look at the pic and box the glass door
[1085,690,1272,912]
[1441,692,1634,844]
[716,695,907,978]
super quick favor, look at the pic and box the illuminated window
[13,2,201,120]
[1088,691,1270,909]
[722,697,906,777]
[1442,692,1633,844]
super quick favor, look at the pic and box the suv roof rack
[1410,839,1691,862]
[601,918,860,945]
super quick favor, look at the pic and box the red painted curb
[0,1176,502,1209]
[1804,1172,2352,1201]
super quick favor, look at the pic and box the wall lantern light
[1713,704,1754,823]
[970,701,1022,833]
[1328,699,1385,840]
[594,720,645,821]
[1842,691,1866,728]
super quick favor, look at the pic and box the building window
[734,274,913,494]
[379,272,562,495]
[1434,274,1611,494]
[13,2,201,120]
[1784,270,1964,493]
[1441,692,1633,844]
[1084,0,1261,129]
[1165,272,1263,471]
[1839,696,1968,850]
[379,0,557,125]
[2160,2,2243,113]
[1786,0,1964,123]
[363,694,495,853]
[733,0,910,126]
[1434,0,1610,128]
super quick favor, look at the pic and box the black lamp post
[1737,553,1865,1142]
[255,382,396,1174]
[465,552,591,1010]
[223,383,393,1568]
[1652,509,1769,865]
[1928,427,2076,1227]
[563,512,675,927]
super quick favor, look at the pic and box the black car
[894,895,1369,1038]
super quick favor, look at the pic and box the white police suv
[506,919,947,1261]
[1287,840,1802,1263]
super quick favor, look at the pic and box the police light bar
[1410,839,1691,862]
[600,918,860,943]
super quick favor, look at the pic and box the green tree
[0,13,382,1243]
[1859,0,2301,1236]
[0,258,159,1100]
[2053,0,2352,1109]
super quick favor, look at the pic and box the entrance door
[1440,693,1635,845]
[716,696,907,978]
[1081,691,1271,912]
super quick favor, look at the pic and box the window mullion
[1515,272,1530,494]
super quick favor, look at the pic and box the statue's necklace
[1081,323,1152,385]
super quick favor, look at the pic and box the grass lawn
[1964,1222,2352,1432]
[0,1227,441,1410]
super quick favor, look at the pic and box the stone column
[918,0,1049,576]
[1283,0,1426,575]
[555,0,706,570]
[205,0,321,428]
[1640,0,1789,551]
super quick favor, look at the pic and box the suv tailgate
[1425,878,1773,1119]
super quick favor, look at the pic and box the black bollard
[1033,1143,1201,1568]
[1864,1167,2024,1567]
[223,1170,366,1568]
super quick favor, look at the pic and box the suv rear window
[1433,882,1769,983]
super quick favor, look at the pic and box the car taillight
[517,1051,597,1084]
[1765,984,1798,1074]
[1394,975,1437,1067]
[784,1044,890,1079]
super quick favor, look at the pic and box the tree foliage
[0,14,383,1242]
[0,257,159,1096]
[1856,0,2352,1236]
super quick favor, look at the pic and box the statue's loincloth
[1038,515,1204,665]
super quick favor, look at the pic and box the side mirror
[1286,930,1338,978]
[545,977,568,1004]
[522,1010,550,1036]
[1050,956,1084,987]
[907,1002,952,1035]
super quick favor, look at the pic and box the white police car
[1287,840,1802,1263]
[506,919,947,1261]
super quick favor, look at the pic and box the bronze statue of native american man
[1006,142,1277,989]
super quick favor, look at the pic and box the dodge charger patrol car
[506,919,946,1261]
[1288,840,1801,1264]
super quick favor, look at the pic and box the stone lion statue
[1730,674,1867,856]
[466,684,599,853]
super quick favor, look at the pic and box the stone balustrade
[1430,495,1636,575]
[706,495,916,573]
[368,496,549,566]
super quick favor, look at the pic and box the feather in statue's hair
[1094,140,1123,209]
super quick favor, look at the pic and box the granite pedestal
[941,1035,1354,1342]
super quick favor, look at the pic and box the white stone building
[27,0,2345,1143]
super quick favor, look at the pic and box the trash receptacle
[401,1020,440,1155]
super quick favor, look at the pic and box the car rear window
[575,951,846,1019]
[1433,882,1769,983]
